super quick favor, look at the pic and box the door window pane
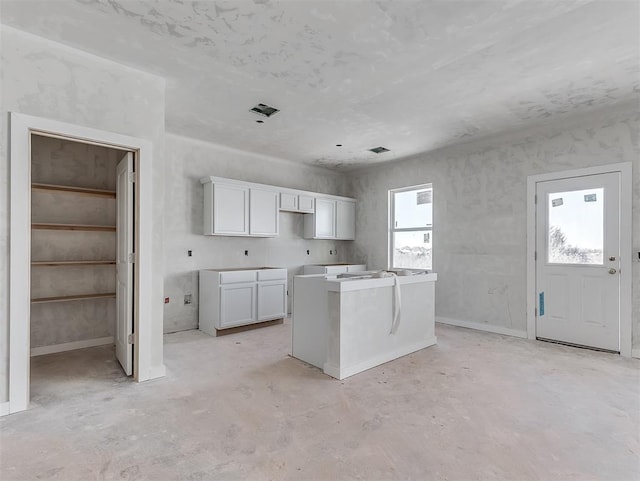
[392,230,432,269]
[547,188,604,264]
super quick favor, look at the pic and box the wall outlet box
[184,294,192,305]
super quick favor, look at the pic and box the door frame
[9,112,160,414]
[526,162,633,357]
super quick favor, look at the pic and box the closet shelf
[32,183,116,198]
[31,223,116,231]
[31,293,116,304]
[32,260,116,266]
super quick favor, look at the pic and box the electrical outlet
[164,297,170,304]
[306,249,310,255]
[184,294,192,305]
[244,250,249,256]
[188,250,192,257]
[330,250,333,255]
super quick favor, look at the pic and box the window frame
[388,183,433,270]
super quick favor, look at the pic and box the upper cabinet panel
[201,176,355,240]
[250,188,279,237]
[203,181,249,236]
[336,200,356,240]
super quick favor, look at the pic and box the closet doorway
[9,113,159,415]
[30,134,134,380]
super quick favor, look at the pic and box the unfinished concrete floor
[1,323,639,480]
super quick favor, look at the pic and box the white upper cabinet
[305,198,336,239]
[280,192,298,211]
[336,200,356,240]
[304,198,356,240]
[204,182,249,236]
[280,192,315,213]
[297,195,315,213]
[202,176,355,240]
[250,188,279,236]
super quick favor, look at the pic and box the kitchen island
[292,272,437,380]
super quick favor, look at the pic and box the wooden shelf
[31,260,116,266]
[31,223,116,231]
[31,293,116,304]
[32,183,116,198]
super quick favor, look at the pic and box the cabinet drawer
[219,270,257,284]
[258,269,287,281]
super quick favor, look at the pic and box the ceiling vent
[250,103,279,118]
[369,146,390,154]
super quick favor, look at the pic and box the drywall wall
[346,105,640,347]
[163,133,351,333]
[0,26,166,403]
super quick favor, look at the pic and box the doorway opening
[29,134,135,402]
[526,163,633,357]
[9,112,162,416]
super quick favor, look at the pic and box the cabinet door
[257,280,287,321]
[315,199,336,238]
[219,283,256,328]
[280,192,298,211]
[250,188,279,236]
[213,183,249,235]
[336,200,356,240]
[298,195,315,213]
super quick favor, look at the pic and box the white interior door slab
[116,152,134,375]
[535,172,620,351]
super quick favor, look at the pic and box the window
[389,184,432,270]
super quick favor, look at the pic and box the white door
[535,172,620,351]
[116,153,134,375]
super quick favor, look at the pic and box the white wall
[0,26,166,402]
[163,134,351,332]
[346,105,640,347]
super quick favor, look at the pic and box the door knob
[608,268,617,274]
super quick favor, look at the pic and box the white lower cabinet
[257,281,287,321]
[302,264,367,275]
[220,283,256,328]
[199,268,287,334]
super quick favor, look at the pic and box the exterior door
[116,152,134,375]
[535,172,620,351]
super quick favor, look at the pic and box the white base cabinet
[199,268,287,334]
[302,264,367,275]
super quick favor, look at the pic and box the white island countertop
[326,272,437,292]
[292,271,437,380]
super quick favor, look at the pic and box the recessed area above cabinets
[200,176,356,240]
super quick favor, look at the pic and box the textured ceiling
[2,0,639,170]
